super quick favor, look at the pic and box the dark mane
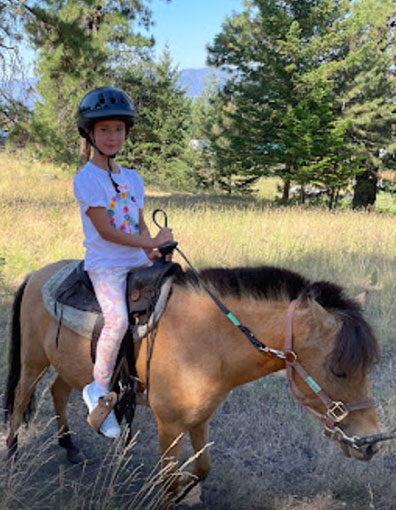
[174,266,379,375]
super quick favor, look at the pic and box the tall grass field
[1,152,396,509]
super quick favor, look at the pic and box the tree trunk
[352,169,378,209]
[281,178,290,205]
[299,186,305,205]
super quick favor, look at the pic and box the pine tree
[191,73,259,194]
[118,48,193,189]
[190,73,225,190]
[207,0,396,206]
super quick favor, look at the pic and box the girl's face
[91,119,126,155]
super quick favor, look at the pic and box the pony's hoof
[66,447,85,464]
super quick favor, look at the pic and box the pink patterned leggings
[88,266,131,388]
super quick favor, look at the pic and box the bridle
[282,299,396,450]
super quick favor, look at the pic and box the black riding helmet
[77,86,136,139]
[78,87,136,194]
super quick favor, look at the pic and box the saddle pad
[42,261,99,339]
[42,260,175,342]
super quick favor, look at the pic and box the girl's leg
[88,266,130,388]
[83,266,130,438]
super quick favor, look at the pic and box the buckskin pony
[4,260,381,501]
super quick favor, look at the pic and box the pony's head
[293,281,380,461]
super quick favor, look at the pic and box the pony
[4,260,381,501]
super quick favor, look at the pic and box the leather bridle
[283,300,382,449]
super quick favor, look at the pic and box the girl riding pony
[74,86,173,438]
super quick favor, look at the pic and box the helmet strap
[85,132,120,194]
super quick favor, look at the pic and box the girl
[74,86,173,438]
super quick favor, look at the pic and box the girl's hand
[146,249,173,263]
[151,228,174,248]
[146,249,162,263]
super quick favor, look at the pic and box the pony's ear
[309,298,338,332]
[354,290,368,309]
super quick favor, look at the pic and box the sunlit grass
[2,152,396,344]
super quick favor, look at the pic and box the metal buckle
[285,350,298,364]
[327,401,349,422]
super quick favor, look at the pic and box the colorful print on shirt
[106,184,139,234]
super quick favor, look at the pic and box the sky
[15,0,245,75]
[147,0,245,69]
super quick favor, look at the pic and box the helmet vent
[110,96,116,104]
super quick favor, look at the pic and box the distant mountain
[177,67,230,97]
[3,67,229,110]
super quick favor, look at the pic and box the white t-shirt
[73,161,150,270]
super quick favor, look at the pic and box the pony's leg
[175,420,210,503]
[157,420,185,505]
[189,420,211,481]
[51,376,83,464]
[6,364,47,456]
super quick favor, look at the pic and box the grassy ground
[1,152,396,509]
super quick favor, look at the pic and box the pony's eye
[331,368,347,379]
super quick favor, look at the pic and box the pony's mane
[174,266,379,375]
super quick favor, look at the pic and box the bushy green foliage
[118,49,194,190]
[191,73,259,195]
[208,0,396,206]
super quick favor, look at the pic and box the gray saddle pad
[42,261,98,339]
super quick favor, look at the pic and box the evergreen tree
[207,0,396,206]
[191,74,259,194]
[118,49,193,189]
[190,73,225,190]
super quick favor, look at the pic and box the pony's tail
[4,275,31,424]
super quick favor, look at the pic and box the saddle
[53,259,183,358]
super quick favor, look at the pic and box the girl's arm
[86,206,173,249]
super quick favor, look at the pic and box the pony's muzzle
[350,441,381,461]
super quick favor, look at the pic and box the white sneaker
[82,382,121,439]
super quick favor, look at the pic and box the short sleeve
[73,171,107,214]
[127,170,144,209]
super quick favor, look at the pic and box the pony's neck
[166,288,291,389]
[216,296,289,387]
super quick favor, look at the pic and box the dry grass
[2,152,396,509]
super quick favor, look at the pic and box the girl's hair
[79,137,91,162]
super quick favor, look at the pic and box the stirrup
[87,391,118,433]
